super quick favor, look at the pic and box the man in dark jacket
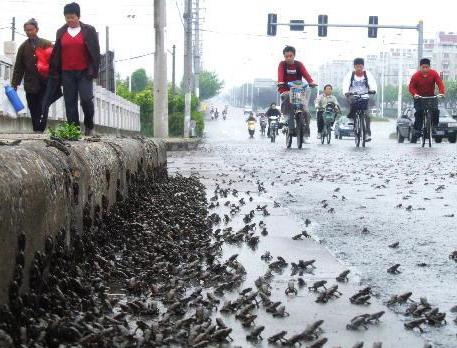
[49,2,100,136]
[266,102,281,137]
[11,18,52,132]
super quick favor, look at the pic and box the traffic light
[368,16,378,38]
[290,20,304,31]
[318,15,328,37]
[267,13,277,36]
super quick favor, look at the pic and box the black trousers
[413,109,439,132]
[62,70,94,129]
[26,84,47,132]
[348,104,371,135]
[281,94,310,137]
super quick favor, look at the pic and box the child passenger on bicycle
[408,58,445,141]
[344,58,376,142]
[315,84,340,138]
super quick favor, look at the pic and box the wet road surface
[169,106,457,347]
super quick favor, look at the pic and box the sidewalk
[168,151,425,348]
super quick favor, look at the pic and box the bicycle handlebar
[414,95,443,99]
[346,90,376,97]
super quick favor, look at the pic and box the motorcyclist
[259,113,268,134]
[247,112,256,138]
[277,45,317,144]
[266,102,281,137]
[210,106,214,119]
[315,84,340,138]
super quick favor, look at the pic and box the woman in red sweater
[408,58,445,140]
[49,2,100,136]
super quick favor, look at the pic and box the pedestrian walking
[48,2,100,136]
[11,18,53,133]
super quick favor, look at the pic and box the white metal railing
[0,65,140,132]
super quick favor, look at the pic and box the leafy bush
[169,111,204,137]
[48,122,82,140]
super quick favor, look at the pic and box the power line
[115,52,154,62]
[175,1,185,28]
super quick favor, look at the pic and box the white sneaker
[317,132,322,139]
[304,137,310,144]
[365,134,372,142]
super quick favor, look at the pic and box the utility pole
[11,17,15,41]
[183,0,193,137]
[153,0,169,138]
[171,44,176,96]
[381,50,385,118]
[417,20,424,64]
[105,26,109,91]
[398,48,403,119]
[193,0,201,98]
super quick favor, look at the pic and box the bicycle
[319,102,339,145]
[414,95,442,148]
[346,91,376,148]
[282,81,313,149]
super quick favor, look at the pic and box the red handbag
[36,46,53,77]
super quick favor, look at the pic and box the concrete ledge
[0,136,167,304]
[164,137,201,151]
[0,115,140,137]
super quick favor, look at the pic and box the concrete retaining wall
[0,137,167,304]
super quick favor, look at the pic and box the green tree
[131,68,149,93]
[199,70,224,100]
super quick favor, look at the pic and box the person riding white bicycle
[277,45,317,144]
[344,58,376,142]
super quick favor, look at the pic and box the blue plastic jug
[5,85,25,113]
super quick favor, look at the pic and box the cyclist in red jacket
[408,58,445,140]
[277,46,317,144]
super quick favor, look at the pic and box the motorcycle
[247,120,256,138]
[269,115,279,143]
[260,118,267,135]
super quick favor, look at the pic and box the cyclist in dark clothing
[266,102,281,137]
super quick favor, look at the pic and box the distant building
[423,32,457,81]
[318,60,352,91]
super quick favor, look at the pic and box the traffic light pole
[270,20,424,65]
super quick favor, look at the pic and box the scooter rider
[266,102,281,137]
[247,112,256,138]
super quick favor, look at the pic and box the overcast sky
[1,0,456,90]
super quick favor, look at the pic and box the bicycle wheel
[271,128,276,143]
[327,127,331,144]
[321,127,325,144]
[286,128,292,148]
[354,113,361,147]
[361,113,367,148]
[296,113,304,149]
[426,110,432,147]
